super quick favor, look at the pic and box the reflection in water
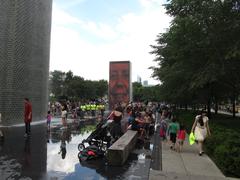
[138,153,146,161]
[24,138,31,167]
[47,129,51,143]
[150,144,153,151]
[47,123,94,176]
[0,156,22,179]
[59,140,66,159]
[0,138,3,152]
[0,123,47,180]
[77,152,150,180]
[0,119,152,179]
[46,120,152,180]
[0,115,157,180]
[58,129,71,159]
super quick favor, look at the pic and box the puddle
[0,118,153,180]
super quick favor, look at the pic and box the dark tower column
[0,0,52,125]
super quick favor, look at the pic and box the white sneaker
[24,133,28,138]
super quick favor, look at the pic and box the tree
[151,0,240,117]
[64,70,74,99]
[49,71,108,102]
[49,70,66,99]
[132,82,143,101]
[95,80,108,98]
[67,76,85,101]
[132,82,162,102]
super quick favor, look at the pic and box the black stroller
[78,120,113,161]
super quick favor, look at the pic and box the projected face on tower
[109,62,130,109]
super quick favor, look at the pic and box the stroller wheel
[78,143,85,151]
[101,144,107,151]
[78,152,82,160]
[89,141,94,145]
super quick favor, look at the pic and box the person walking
[24,98,32,137]
[167,117,179,150]
[159,110,169,142]
[191,110,211,156]
[159,117,168,142]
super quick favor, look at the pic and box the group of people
[159,109,211,155]
[47,101,107,130]
[105,102,156,143]
[158,109,183,152]
[49,101,106,119]
[23,98,211,156]
[126,106,155,140]
[46,102,77,131]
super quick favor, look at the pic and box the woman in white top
[191,110,211,156]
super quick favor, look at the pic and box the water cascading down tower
[0,0,52,125]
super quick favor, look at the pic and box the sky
[50,0,171,85]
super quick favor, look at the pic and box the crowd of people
[39,98,212,158]
[0,97,212,172]
[158,108,211,155]
[49,101,106,119]
[104,102,157,144]
[45,100,107,129]
[45,100,211,156]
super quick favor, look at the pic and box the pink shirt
[177,130,186,140]
[47,114,52,122]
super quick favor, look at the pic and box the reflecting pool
[0,118,152,180]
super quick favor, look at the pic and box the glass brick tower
[0,0,52,125]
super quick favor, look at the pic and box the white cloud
[52,3,118,40]
[81,21,118,40]
[52,3,83,26]
[50,1,171,84]
[56,0,87,9]
[139,0,166,9]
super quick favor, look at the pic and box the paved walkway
[149,137,239,180]
[213,110,240,117]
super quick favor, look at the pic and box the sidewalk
[211,109,240,117]
[149,137,238,180]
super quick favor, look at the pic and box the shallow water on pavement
[0,118,152,180]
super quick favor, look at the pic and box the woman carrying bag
[191,110,211,156]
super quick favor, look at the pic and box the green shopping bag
[189,132,195,145]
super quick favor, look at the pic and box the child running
[177,123,186,153]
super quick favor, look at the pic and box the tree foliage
[132,82,162,102]
[151,0,240,116]
[49,70,107,102]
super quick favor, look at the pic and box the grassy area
[174,110,240,132]
[174,110,240,178]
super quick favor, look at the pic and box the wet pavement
[0,118,155,180]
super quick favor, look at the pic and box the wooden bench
[106,130,138,166]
